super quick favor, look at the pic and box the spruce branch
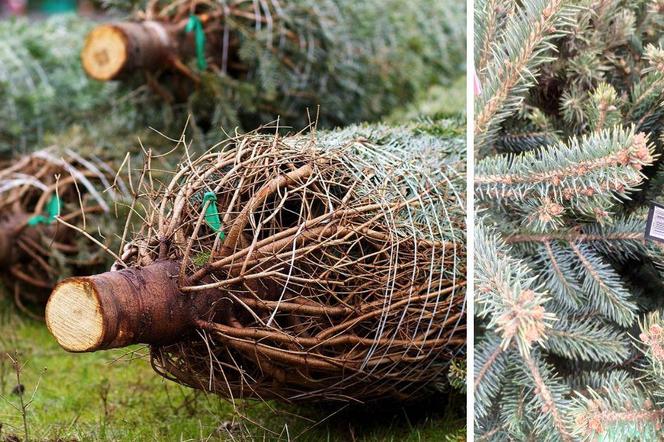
[475,0,507,76]
[496,130,560,153]
[504,213,655,263]
[521,350,573,441]
[639,311,664,378]
[571,382,664,440]
[474,0,572,152]
[568,242,637,327]
[628,45,664,126]
[475,220,555,354]
[534,241,584,309]
[506,231,645,244]
[475,0,664,438]
[474,334,510,420]
[547,317,630,363]
[585,82,622,131]
[476,127,655,223]
[565,370,632,393]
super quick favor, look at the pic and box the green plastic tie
[185,15,207,70]
[27,195,61,226]
[202,192,225,239]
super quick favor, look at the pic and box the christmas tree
[83,0,465,139]
[45,119,467,404]
[475,0,664,439]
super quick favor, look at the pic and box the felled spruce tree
[475,0,664,439]
[83,0,465,136]
[46,120,466,404]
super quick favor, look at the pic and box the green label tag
[202,192,225,239]
[185,15,208,70]
[27,195,61,226]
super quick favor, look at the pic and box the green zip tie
[27,195,61,226]
[202,192,225,239]
[185,15,207,70]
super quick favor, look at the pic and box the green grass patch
[0,305,464,441]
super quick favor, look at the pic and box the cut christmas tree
[82,0,466,136]
[0,147,128,315]
[45,121,466,404]
[0,14,161,155]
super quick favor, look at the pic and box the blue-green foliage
[100,0,466,139]
[475,0,664,439]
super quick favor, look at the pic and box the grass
[0,301,465,441]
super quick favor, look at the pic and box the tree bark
[46,260,218,352]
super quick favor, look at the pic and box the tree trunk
[81,21,193,80]
[45,260,218,352]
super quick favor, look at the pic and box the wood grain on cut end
[46,279,105,352]
[45,262,219,353]
[81,25,128,80]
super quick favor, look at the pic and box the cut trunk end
[81,22,182,81]
[46,260,216,352]
[45,279,105,352]
[81,24,130,80]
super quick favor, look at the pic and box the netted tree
[0,147,128,316]
[474,0,664,439]
[82,0,465,138]
[45,121,466,404]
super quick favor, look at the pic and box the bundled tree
[82,0,465,135]
[475,0,664,439]
[45,121,466,404]
[1,4,464,157]
[0,147,128,315]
